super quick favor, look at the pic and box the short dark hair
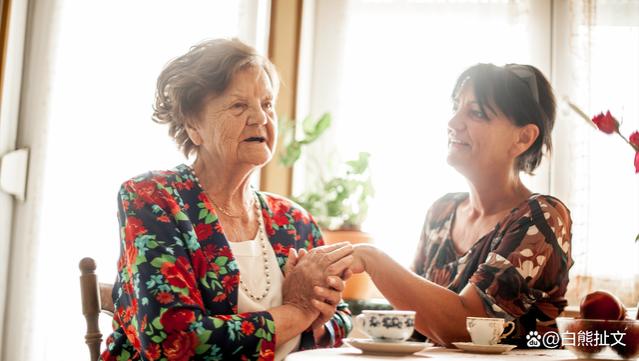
[153,38,279,157]
[451,63,556,174]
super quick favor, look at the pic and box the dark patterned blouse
[412,193,573,347]
[100,164,352,361]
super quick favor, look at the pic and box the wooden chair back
[79,257,114,361]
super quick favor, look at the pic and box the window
[27,1,269,360]
[552,0,639,304]
[298,0,552,265]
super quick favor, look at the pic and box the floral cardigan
[100,164,352,361]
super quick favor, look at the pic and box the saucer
[452,342,516,354]
[344,338,431,355]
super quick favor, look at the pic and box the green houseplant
[278,113,374,232]
[279,113,375,299]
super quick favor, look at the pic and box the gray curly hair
[152,38,279,157]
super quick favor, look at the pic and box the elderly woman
[100,39,353,361]
[351,64,573,347]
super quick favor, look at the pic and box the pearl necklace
[238,193,272,301]
[186,164,271,300]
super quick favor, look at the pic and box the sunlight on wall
[31,1,253,360]
[569,26,639,278]
[304,1,547,265]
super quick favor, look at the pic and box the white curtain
[297,0,552,266]
[2,1,269,360]
[552,0,639,307]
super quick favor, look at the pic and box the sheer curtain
[3,1,269,360]
[552,0,639,307]
[297,0,552,265]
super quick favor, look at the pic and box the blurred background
[0,0,638,360]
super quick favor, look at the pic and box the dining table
[284,344,617,360]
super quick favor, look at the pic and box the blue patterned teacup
[355,310,416,342]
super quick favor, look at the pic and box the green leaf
[150,255,176,268]
[265,319,275,333]
[135,254,147,265]
[117,350,131,361]
[152,316,163,330]
[205,212,217,224]
[198,208,208,220]
[174,211,189,221]
[301,114,315,134]
[280,143,302,167]
[195,330,213,354]
[213,318,224,328]
[346,152,370,174]
[635,233,639,242]
[150,335,164,343]
[313,113,332,135]
[255,328,265,338]
[215,256,228,266]
[147,240,159,249]
[195,342,212,355]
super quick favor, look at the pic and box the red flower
[162,331,198,361]
[240,320,255,335]
[197,193,214,210]
[194,223,213,240]
[191,251,208,279]
[259,339,276,360]
[160,257,194,290]
[160,308,195,333]
[630,131,639,148]
[175,179,193,190]
[156,291,174,304]
[592,111,619,134]
[125,324,141,349]
[125,217,147,242]
[122,281,134,295]
[221,275,239,293]
[292,209,309,224]
[144,343,161,360]
[262,209,275,236]
[134,180,159,204]
[125,245,138,270]
[635,152,639,174]
[272,243,288,256]
[217,314,233,321]
[219,245,233,259]
[212,292,228,302]
[273,213,290,227]
[132,196,145,210]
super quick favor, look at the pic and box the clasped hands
[282,242,361,332]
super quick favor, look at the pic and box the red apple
[580,291,626,320]
[612,322,639,359]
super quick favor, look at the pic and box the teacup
[355,310,416,342]
[466,317,515,345]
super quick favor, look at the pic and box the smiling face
[186,66,277,170]
[447,84,538,178]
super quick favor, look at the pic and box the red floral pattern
[100,164,351,361]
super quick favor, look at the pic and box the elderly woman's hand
[282,243,353,314]
[310,274,345,328]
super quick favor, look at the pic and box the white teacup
[355,310,416,342]
[466,317,515,345]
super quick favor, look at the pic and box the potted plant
[279,113,375,299]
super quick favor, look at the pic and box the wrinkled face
[447,85,523,176]
[187,66,277,168]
